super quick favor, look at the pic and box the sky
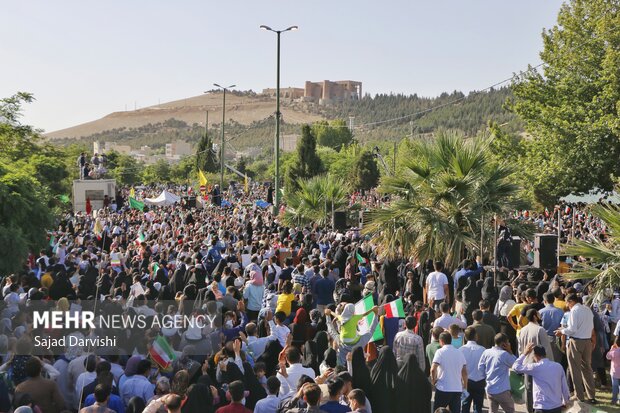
[1,0,565,132]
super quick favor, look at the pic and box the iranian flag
[354,295,383,342]
[383,297,406,318]
[135,232,146,246]
[150,335,176,369]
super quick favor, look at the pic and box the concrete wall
[72,179,117,212]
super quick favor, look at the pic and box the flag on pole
[198,169,208,187]
[129,197,145,212]
[544,207,550,218]
[129,187,135,198]
[355,252,368,265]
[244,174,249,194]
[149,335,176,369]
[93,219,103,240]
[564,206,571,214]
[382,297,406,318]
[49,235,56,247]
[354,295,384,342]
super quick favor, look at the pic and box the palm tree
[282,174,350,227]
[364,130,527,268]
[564,204,620,301]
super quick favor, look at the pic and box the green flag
[129,197,145,211]
[59,195,70,204]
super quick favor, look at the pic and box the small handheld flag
[382,297,406,318]
[355,295,384,342]
[149,335,176,369]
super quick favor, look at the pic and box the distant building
[93,141,131,155]
[262,80,362,105]
[304,80,362,104]
[165,140,192,160]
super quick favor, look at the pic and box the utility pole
[212,84,236,190]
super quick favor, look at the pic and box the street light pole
[211,84,236,190]
[261,25,298,214]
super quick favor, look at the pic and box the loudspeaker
[333,211,347,230]
[534,234,557,269]
[509,236,521,268]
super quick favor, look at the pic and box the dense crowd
[1,184,618,413]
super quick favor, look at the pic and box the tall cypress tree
[196,126,218,173]
[354,150,380,190]
[286,124,324,191]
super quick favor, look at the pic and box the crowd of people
[0,183,617,413]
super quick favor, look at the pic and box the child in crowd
[253,362,268,391]
[449,323,464,348]
[606,336,620,405]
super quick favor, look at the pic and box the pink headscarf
[250,270,264,286]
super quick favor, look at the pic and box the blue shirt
[254,394,281,413]
[539,304,564,336]
[321,400,352,413]
[243,283,265,311]
[478,346,517,395]
[314,277,335,305]
[84,393,125,413]
[512,355,570,410]
[120,375,155,406]
[459,341,486,382]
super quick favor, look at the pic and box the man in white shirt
[460,327,486,413]
[434,302,467,330]
[555,293,596,403]
[431,331,468,413]
[425,261,450,311]
[242,322,277,360]
[276,346,316,396]
[268,311,291,347]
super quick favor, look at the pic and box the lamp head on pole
[260,25,273,32]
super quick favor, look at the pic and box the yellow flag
[129,187,135,198]
[244,174,249,194]
[198,169,208,187]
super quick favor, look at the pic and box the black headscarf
[314,331,328,366]
[303,340,319,374]
[242,361,267,410]
[256,340,283,377]
[481,276,498,307]
[350,347,373,406]
[323,348,337,370]
[397,353,432,413]
[182,375,214,413]
[369,346,401,412]
[462,276,482,324]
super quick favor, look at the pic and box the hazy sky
[1,0,564,132]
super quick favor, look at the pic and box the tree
[196,127,218,173]
[364,130,528,268]
[353,150,380,190]
[510,0,620,205]
[312,119,353,150]
[170,156,195,183]
[286,125,324,191]
[564,204,620,299]
[110,153,143,185]
[236,156,248,175]
[143,159,171,184]
[0,93,56,273]
[283,174,350,227]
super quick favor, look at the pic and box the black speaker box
[534,234,557,269]
[333,211,347,230]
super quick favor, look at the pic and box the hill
[48,87,522,153]
[45,91,324,140]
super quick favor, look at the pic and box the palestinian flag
[149,335,176,369]
[383,297,405,318]
[129,197,145,211]
[354,295,384,342]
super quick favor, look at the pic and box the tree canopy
[510,0,620,205]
